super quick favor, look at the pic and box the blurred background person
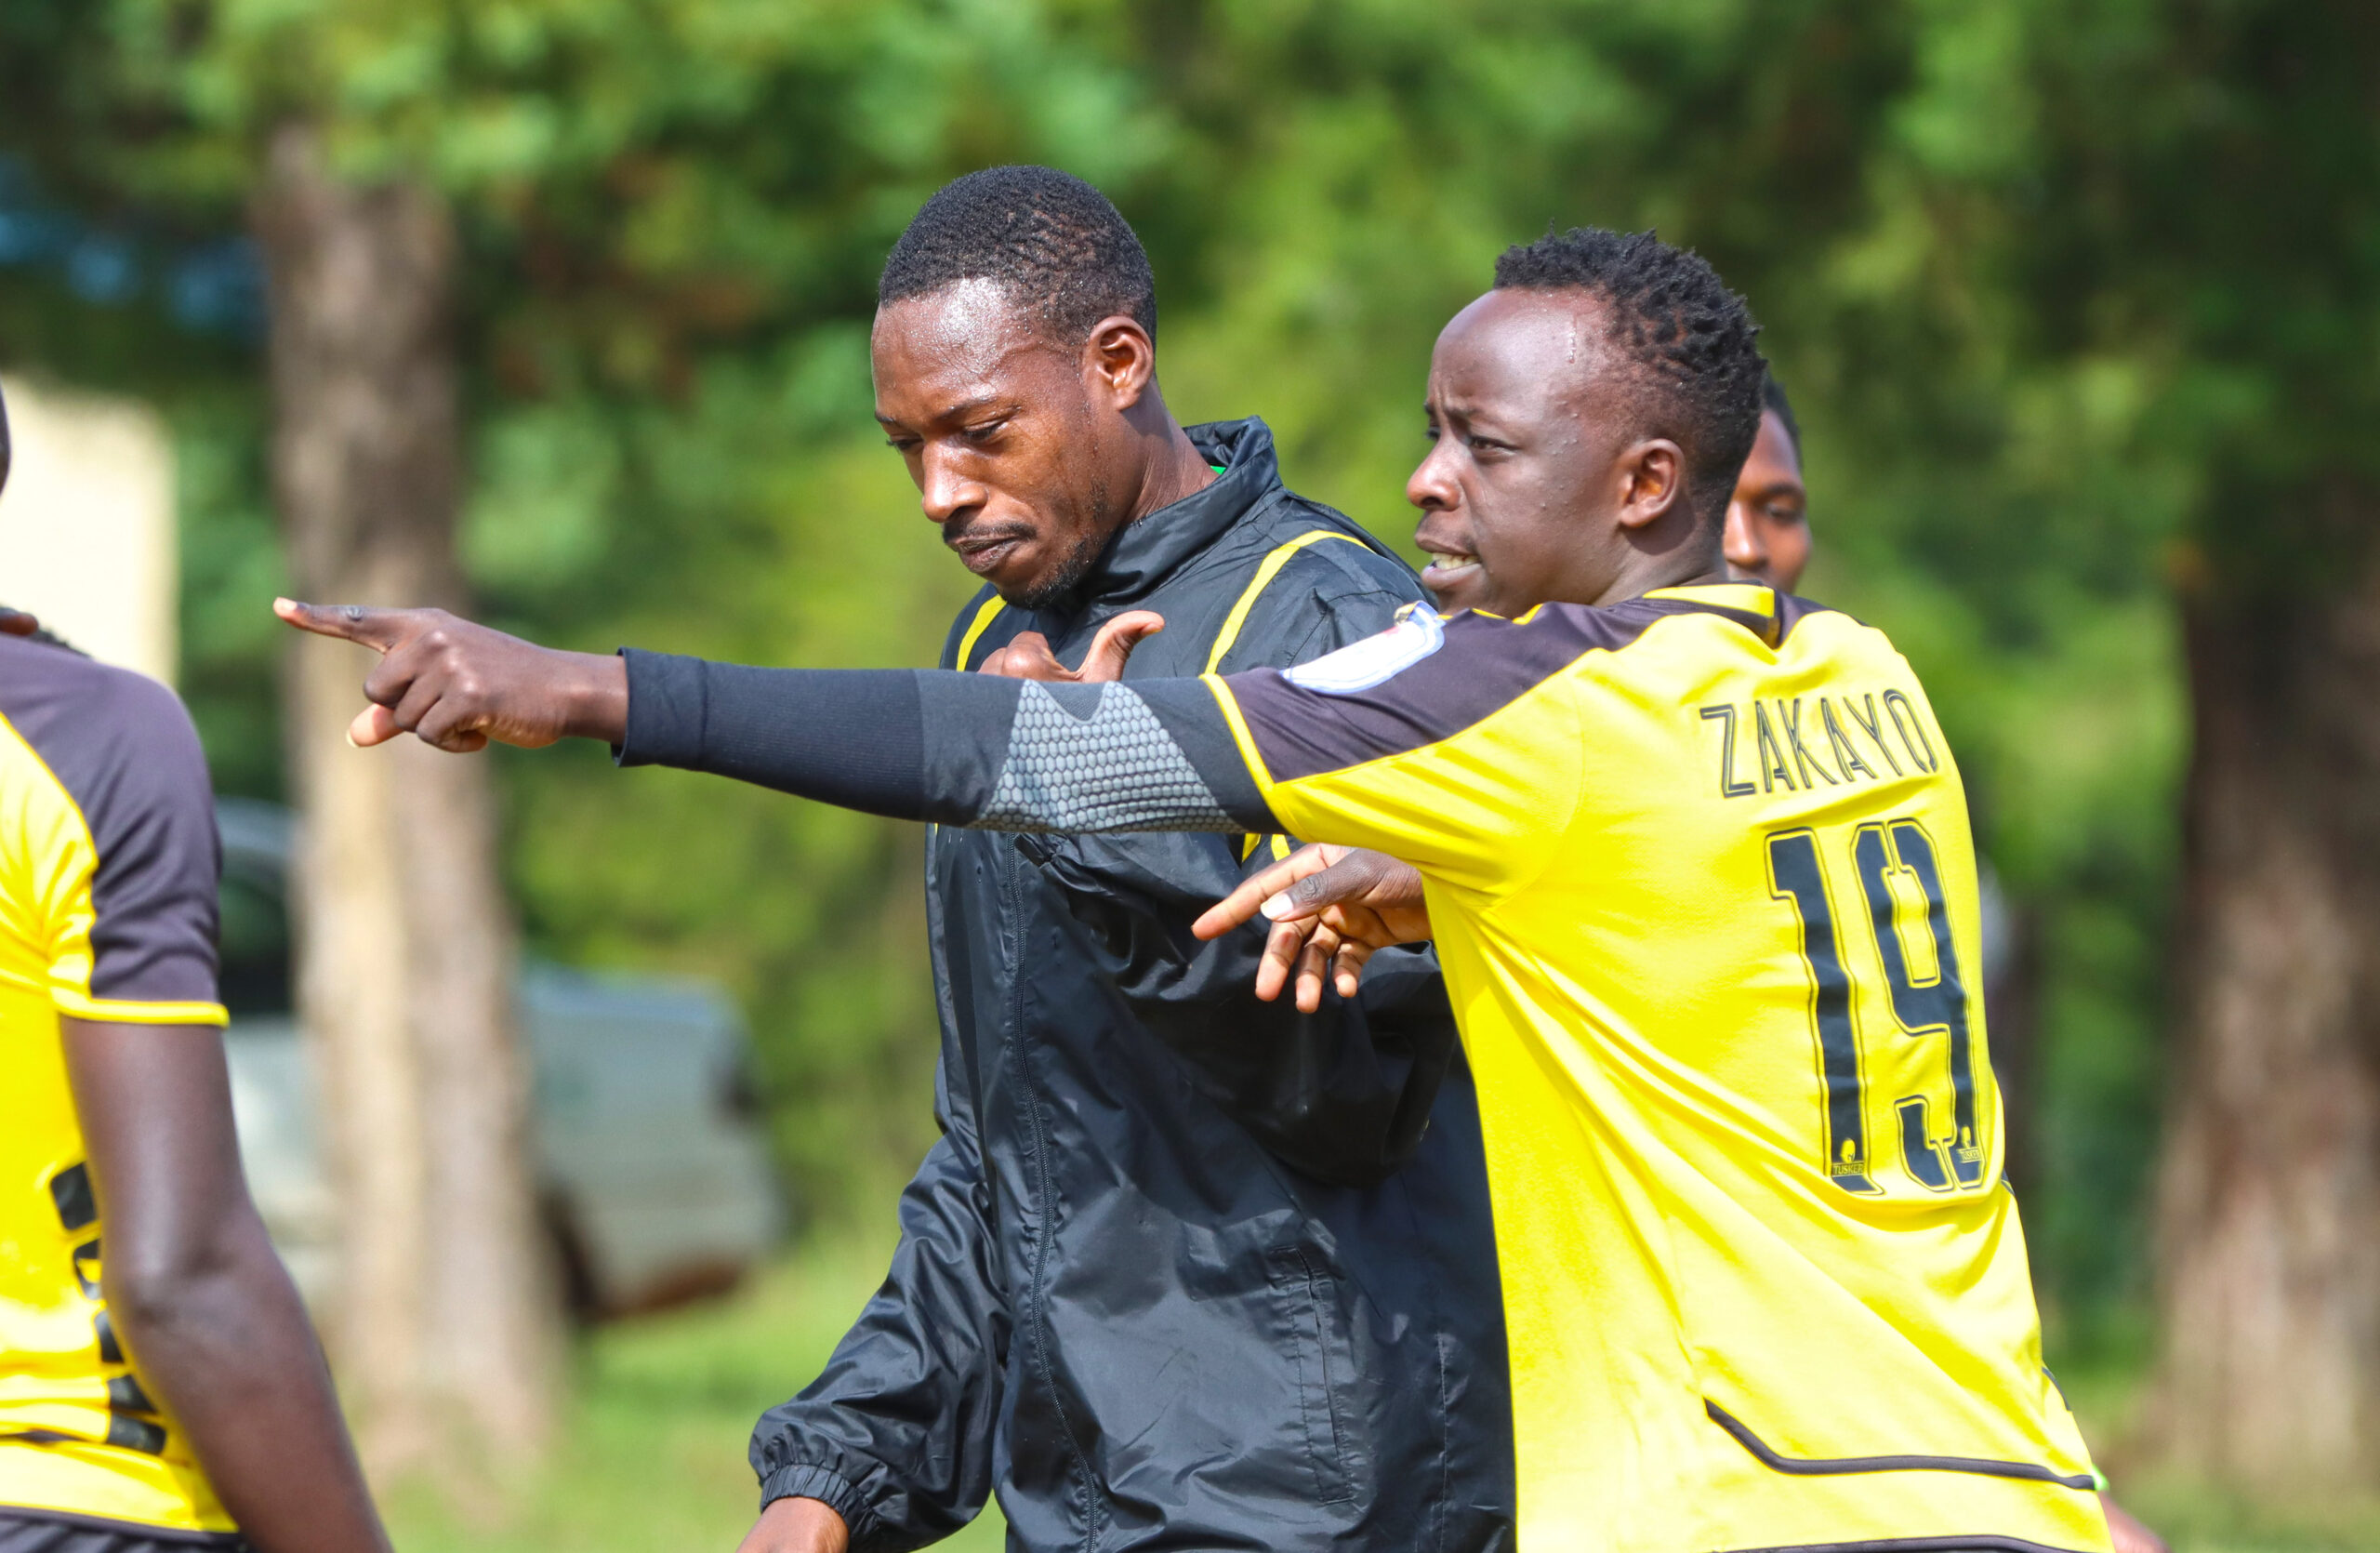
[1718,378,1810,593]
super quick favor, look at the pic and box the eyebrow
[879,393,1010,430]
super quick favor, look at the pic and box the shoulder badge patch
[1284,604,1446,694]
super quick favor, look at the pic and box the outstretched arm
[66,1018,390,1553]
[274,600,1276,834]
[273,596,1545,882]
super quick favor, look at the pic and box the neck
[1119,387,1217,525]
[1588,516,1727,606]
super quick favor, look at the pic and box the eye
[883,432,921,454]
[961,417,1010,445]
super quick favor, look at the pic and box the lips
[950,529,1033,576]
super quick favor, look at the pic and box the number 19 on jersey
[1766,817,1990,1199]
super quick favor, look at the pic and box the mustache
[943,517,1038,551]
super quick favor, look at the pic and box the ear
[1615,439,1686,532]
[1082,314,1157,411]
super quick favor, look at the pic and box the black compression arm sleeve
[615,649,1274,832]
[616,649,958,820]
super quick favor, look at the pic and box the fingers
[1333,939,1380,1002]
[346,704,402,749]
[978,630,1064,679]
[1252,916,1312,1002]
[1292,925,1344,1015]
[273,598,422,653]
[1270,849,1395,920]
[1193,844,1344,939]
[1075,611,1165,682]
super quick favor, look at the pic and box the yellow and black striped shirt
[0,634,233,1537]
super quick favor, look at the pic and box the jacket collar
[1041,417,1281,617]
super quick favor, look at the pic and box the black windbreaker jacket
[748,420,1514,1552]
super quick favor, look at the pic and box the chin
[1423,578,1490,616]
[997,538,1102,610]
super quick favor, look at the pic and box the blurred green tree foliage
[0,1,2239,1346]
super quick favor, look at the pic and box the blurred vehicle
[213,797,783,1318]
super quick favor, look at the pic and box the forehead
[1430,288,1611,412]
[871,277,1071,408]
[1742,409,1803,481]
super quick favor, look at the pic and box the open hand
[979,610,1163,682]
[1194,843,1432,1013]
[275,599,627,752]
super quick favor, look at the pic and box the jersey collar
[1642,582,1784,645]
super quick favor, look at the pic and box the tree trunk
[253,122,557,1480]
[2148,569,2380,1494]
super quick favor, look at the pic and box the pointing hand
[274,599,628,752]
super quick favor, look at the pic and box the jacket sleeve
[747,1055,1008,1552]
[1035,543,1460,1187]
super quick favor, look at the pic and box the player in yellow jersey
[1221,365,2166,1553]
[0,382,390,1553]
[279,227,2109,1552]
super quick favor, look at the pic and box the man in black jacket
[548,167,1515,1551]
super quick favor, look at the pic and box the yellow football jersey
[0,635,235,1538]
[1209,583,2109,1552]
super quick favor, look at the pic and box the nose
[1406,438,1459,513]
[918,446,985,528]
[1723,498,1766,573]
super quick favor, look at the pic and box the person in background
[1718,375,1810,592]
[0,381,391,1553]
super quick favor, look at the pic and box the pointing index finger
[274,598,413,652]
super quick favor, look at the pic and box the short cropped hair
[1494,228,1765,526]
[879,166,1157,347]
[1762,374,1801,459]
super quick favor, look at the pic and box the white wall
[0,374,178,685]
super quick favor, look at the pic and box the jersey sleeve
[45,671,227,1026]
[1205,605,1589,895]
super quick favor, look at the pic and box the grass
[384,1230,1006,1553]
[383,1239,2380,1553]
